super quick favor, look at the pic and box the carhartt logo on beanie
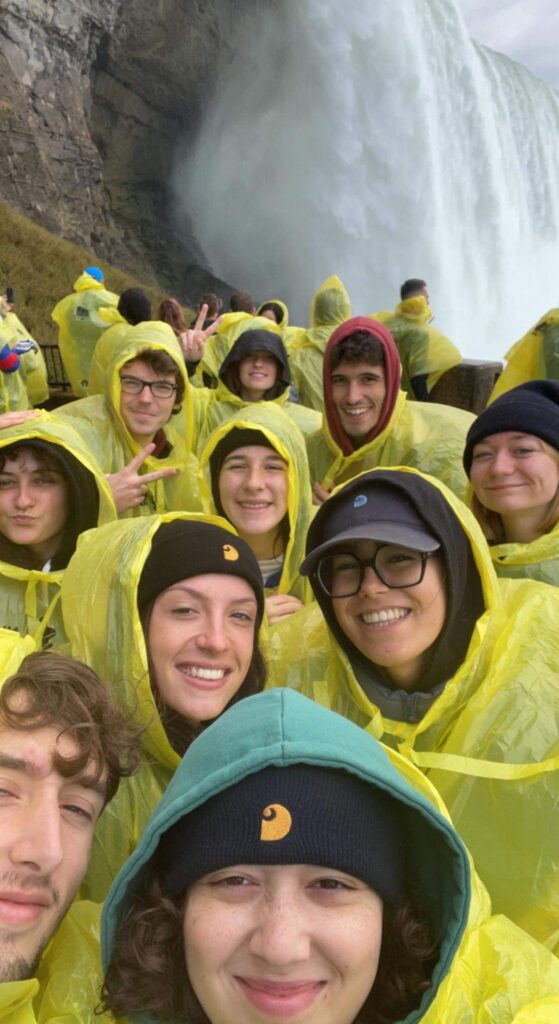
[157,765,404,903]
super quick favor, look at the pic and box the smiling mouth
[361,608,411,625]
[239,501,271,510]
[236,977,325,1015]
[343,406,372,416]
[177,665,228,681]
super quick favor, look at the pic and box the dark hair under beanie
[136,519,265,628]
[463,380,559,476]
[117,288,152,326]
[157,764,404,904]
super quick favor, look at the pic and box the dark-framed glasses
[119,374,177,399]
[317,545,435,598]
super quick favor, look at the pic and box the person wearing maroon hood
[306,316,474,503]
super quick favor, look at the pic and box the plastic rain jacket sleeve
[198,403,316,604]
[0,317,30,414]
[51,273,119,397]
[489,308,559,402]
[272,465,559,951]
[60,511,258,901]
[193,313,283,388]
[307,390,474,501]
[375,297,461,394]
[0,901,107,1023]
[289,275,352,411]
[4,312,49,405]
[101,688,559,1024]
[56,322,204,516]
[0,412,116,648]
[198,350,320,451]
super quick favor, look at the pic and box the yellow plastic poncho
[193,312,285,388]
[87,306,129,395]
[308,389,474,500]
[0,413,115,647]
[51,271,118,397]
[57,322,204,515]
[289,275,352,411]
[198,341,320,449]
[199,404,315,604]
[0,316,30,414]
[375,295,461,395]
[61,511,255,900]
[489,308,559,402]
[3,311,49,405]
[272,466,559,951]
[473,515,559,586]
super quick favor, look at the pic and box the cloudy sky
[458,0,559,90]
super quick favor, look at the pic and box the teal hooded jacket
[101,689,559,1022]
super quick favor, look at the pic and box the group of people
[0,267,557,1023]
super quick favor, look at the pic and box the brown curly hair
[0,651,143,804]
[101,874,437,1023]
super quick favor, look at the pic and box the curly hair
[101,874,437,1023]
[0,651,143,804]
[330,331,386,371]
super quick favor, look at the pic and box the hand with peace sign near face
[179,304,222,363]
[106,443,177,513]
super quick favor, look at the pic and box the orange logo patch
[223,543,239,561]
[260,803,292,841]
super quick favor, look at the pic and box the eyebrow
[164,585,258,605]
[0,753,107,799]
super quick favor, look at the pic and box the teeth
[362,609,409,624]
[345,407,370,415]
[181,666,226,680]
[241,502,269,509]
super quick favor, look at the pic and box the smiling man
[0,649,140,1020]
[306,316,474,503]
[57,322,205,516]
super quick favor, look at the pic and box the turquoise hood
[102,688,470,1021]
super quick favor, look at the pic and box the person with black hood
[198,328,320,448]
[270,465,559,951]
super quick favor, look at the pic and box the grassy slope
[0,200,189,343]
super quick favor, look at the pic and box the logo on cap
[353,494,368,508]
[260,803,292,841]
[222,544,239,561]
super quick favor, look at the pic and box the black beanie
[157,765,404,904]
[117,287,152,326]
[209,428,278,515]
[136,519,264,626]
[463,380,559,476]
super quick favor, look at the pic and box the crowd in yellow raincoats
[0,268,558,1022]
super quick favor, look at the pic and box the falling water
[174,0,559,358]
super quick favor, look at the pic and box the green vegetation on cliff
[0,201,179,343]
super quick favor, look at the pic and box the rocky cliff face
[0,0,256,297]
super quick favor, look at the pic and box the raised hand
[179,304,222,363]
[312,481,332,506]
[265,593,305,625]
[106,443,177,513]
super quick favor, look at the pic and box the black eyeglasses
[119,374,177,399]
[316,545,434,598]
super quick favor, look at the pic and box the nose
[14,481,35,510]
[136,383,154,401]
[197,613,229,654]
[490,449,515,474]
[346,379,362,404]
[359,564,390,594]
[11,796,64,876]
[249,898,311,965]
[244,465,266,492]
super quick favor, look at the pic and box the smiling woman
[464,380,559,584]
[100,689,559,1024]
[60,512,266,901]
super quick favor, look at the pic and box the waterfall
[174,0,559,358]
